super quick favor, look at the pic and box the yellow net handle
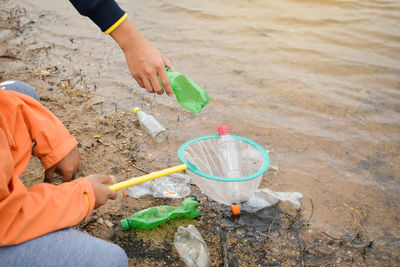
[108,164,188,191]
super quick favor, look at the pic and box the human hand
[44,146,82,183]
[85,175,117,209]
[110,19,174,96]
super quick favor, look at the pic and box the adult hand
[110,19,174,96]
[44,146,82,183]
[85,175,117,209]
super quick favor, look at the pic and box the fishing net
[177,134,269,205]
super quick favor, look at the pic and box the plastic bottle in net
[218,125,241,178]
[218,125,242,204]
[133,107,168,143]
[174,224,211,267]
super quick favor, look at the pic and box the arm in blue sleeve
[69,0,125,32]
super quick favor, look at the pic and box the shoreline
[1,1,399,266]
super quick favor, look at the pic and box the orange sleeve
[0,90,77,173]
[9,91,77,169]
[0,90,96,245]
[0,126,96,245]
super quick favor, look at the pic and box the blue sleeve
[69,0,125,32]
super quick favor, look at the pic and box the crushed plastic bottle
[133,107,168,143]
[162,67,210,114]
[174,224,211,267]
[120,197,200,230]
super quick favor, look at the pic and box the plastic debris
[230,204,241,215]
[122,173,191,199]
[240,187,303,213]
[153,173,191,198]
[174,224,210,267]
[163,67,210,114]
[218,125,241,178]
[132,107,168,143]
[120,197,200,230]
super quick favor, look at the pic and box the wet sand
[1,0,399,266]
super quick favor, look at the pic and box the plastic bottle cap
[120,219,130,231]
[218,125,231,136]
[231,204,241,215]
[132,107,142,115]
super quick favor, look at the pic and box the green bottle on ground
[161,67,210,114]
[120,197,200,230]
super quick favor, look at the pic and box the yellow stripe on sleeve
[104,13,128,34]
[84,193,90,207]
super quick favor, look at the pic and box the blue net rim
[177,134,270,182]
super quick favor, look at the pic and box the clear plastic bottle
[133,107,168,143]
[174,224,211,267]
[218,125,241,178]
[218,125,242,205]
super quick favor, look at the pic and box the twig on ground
[131,163,149,174]
[306,197,314,224]
[220,229,229,267]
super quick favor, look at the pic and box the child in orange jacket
[0,81,128,266]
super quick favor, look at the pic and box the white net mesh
[182,137,266,205]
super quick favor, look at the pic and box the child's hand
[44,146,82,183]
[85,175,117,209]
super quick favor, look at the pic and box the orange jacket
[0,90,95,246]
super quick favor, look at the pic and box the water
[15,0,400,250]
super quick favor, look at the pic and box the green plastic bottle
[120,197,200,230]
[161,67,210,114]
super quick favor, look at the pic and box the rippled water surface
[18,0,400,249]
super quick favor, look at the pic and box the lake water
[16,0,400,253]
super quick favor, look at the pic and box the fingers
[99,175,117,185]
[134,75,144,88]
[158,67,173,96]
[142,76,154,94]
[44,167,55,183]
[108,190,117,200]
[139,67,172,96]
[149,73,164,95]
[77,161,82,173]
[85,174,118,208]
[45,163,80,184]
[162,55,173,69]
[59,168,77,182]
[100,175,117,200]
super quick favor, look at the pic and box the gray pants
[0,228,128,267]
[0,80,128,266]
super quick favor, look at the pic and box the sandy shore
[1,2,399,266]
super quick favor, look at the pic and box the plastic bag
[120,197,200,230]
[122,180,154,198]
[153,173,191,198]
[174,224,211,267]
[240,188,303,213]
[162,67,210,114]
[123,173,191,199]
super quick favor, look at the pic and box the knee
[107,244,129,267]
[0,80,40,102]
